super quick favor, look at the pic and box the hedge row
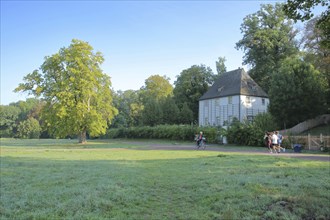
[101,125,222,143]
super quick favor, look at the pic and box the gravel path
[127,142,330,162]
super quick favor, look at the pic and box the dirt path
[127,142,330,162]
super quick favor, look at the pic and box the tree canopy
[215,56,227,76]
[111,90,141,128]
[140,75,173,101]
[15,39,118,143]
[236,3,299,93]
[173,65,214,122]
[0,105,20,137]
[283,0,329,49]
[268,57,327,127]
[301,17,330,111]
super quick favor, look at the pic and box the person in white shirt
[271,131,279,154]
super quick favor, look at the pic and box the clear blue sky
[1,0,293,105]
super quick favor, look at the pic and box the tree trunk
[79,130,87,144]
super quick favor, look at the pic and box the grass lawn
[1,139,329,220]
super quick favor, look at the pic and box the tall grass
[1,139,329,220]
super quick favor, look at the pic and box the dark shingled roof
[199,68,268,100]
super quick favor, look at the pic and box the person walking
[264,132,272,153]
[276,131,285,153]
[271,131,279,154]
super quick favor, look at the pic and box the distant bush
[103,116,279,146]
[226,119,265,147]
[102,125,221,143]
[17,118,41,139]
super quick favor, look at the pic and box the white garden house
[199,68,269,127]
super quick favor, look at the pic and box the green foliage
[283,0,329,49]
[236,3,299,93]
[141,99,163,126]
[301,17,330,112]
[268,57,327,128]
[17,118,41,139]
[111,90,141,128]
[252,112,279,132]
[103,125,221,143]
[161,97,180,125]
[173,64,214,120]
[283,0,328,21]
[104,125,196,141]
[15,39,118,143]
[226,119,265,146]
[0,105,21,137]
[10,98,42,121]
[111,114,128,128]
[140,75,173,101]
[198,126,219,143]
[281,137,293,149]
[178,102,194,124]
[215,56,227,75]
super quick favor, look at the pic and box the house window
[228,96,232,104]
[245,96,251,104]
[262,98,265,105]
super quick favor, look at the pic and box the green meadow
[1,139,329,220]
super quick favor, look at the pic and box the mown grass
[1,139,329,220]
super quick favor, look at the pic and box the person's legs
[268,143,273,153]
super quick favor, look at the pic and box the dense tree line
[1,3,328,143]
[1,98,44,138]
[236,3,329,128]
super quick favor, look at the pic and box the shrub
[281,138,292,149]
[226,119,264,146]
[103,121,271,147]
[17,118,41,139]
[102,125,222,143]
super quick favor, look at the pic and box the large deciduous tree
[0,105,21,137]
[178,102,194,125]
[236,3,299,93]
[161,97,180,125]
[301,17,330,112]
[215,56,227,76]
[140,75,173,101]
[15,39,118,143]
[10,98,42,121]
[138,75,173,126]
[141,98,163,126]
[268,57,327,128]
[173,65,214,121]
[283,0,329,49]
[112,90,142,128]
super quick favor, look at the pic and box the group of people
[264,131,285,153]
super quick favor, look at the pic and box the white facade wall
[199,95,269,127]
